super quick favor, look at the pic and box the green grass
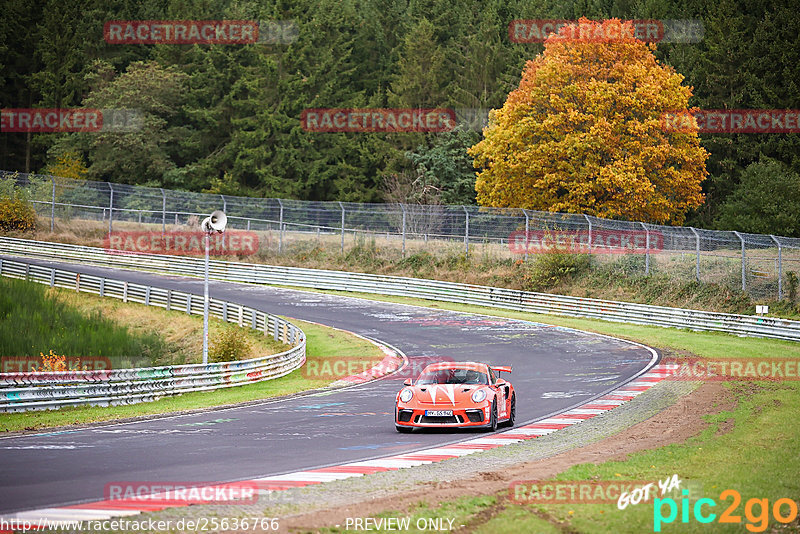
[0,283,386,433]
[0,276,166,365]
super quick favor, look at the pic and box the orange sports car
[395,361,515,432]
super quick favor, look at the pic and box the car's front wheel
[487,400,498,432]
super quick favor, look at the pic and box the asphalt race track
[0,256,657,514]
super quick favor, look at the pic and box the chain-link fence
[3,170,800,302]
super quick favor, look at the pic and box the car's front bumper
[395,404,490,428]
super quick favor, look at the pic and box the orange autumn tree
[469,18,707,224]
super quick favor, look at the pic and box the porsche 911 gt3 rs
[395,361,515,432]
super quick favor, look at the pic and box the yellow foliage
[42,151,88,180]
[469,18,708,224]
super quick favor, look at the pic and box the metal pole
[277,199,284,253]
[689,227,700,282]
[107,183,114,233]
[50,176,55,232]
[640,222,650,275]
[583,214,592,254]
[160,188,166,235]
[523,209,530,261]
[400,204,407,257]
[463,206,469,254]
[339,201,345,253]
[220,194,227,213]
[770,235,782,300]
[203,232,210,365]
[734,231,746,291]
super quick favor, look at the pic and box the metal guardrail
[0,256,306,413]
[2,237,799,342]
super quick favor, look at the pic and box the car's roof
[420,361,489,373]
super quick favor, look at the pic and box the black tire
[396,425,412,433]
[502,394,516,428]
[487,400,498,432]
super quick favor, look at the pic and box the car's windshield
[417,368,488,385]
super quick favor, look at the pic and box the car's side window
[488,367,497,385]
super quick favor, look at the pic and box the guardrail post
[186,293,192,314]
[145,286,151,305]
[123,281,128,302]
[222,301,228,322]
[107,183,114,233]
[160,188,166,236]
[50,176,56,232]
[733,231,746,291]
[25,264,30,281]
[338,201,345,253]
[273,318,279,341]
[251,311,257,329]
[583,214,592,255]
[50,270,55,287]
[689,227,700,282]
[770,235,782,299]
[462,206,470,254]
[277,199,284,253]
[99,278,104,296]
[639,222,650,275]
[166,290,171,310]
[75,273,80,292]
[401,204,407,257]
[263,313,269,336]
[238,305,243,327]
[0,259,3,276]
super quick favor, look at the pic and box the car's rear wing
[491,366,512,374]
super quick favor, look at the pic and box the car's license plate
[426,410,453,417]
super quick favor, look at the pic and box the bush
[787,271,798,303]
[523,252,592,291]
[0,192,36,232]
[209,327,251,362]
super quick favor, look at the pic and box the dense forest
[1,0,799,232]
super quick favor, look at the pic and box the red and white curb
[0,362,678,527]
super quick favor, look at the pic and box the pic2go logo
[654,489,799,532]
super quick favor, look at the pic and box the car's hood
[412,384,484,406]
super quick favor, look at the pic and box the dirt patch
[285,382,732,532]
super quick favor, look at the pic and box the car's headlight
[399,388,414,403]
[471,389,487,403]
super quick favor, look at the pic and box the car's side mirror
[403,378,413,386]
[495,378,506,386]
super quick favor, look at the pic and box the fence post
[733,231,746,291]
[220,194,227,213]
[689,227,700,282]
[401,204,407,257]
[338,201,345,253]
[160,188,166,235]
[50,176,56,232]
[462,206,469,254]
[277,199,284,253]
[523,209,530,261]
[107,183,114,233]
[639,222,650,275]
[770,235,782,300]
[583,214,592,255]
